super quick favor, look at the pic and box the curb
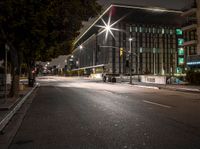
[106,82,160,90]
[133,85,160,90]
[175,88,200,93]
[0,83,39,132]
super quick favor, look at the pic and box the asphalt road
[9,76,200,149]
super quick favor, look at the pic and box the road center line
[143,100,172,109]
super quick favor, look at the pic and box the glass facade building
[181,0,200,70]
[71,5,184,76]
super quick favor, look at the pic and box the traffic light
[120,48,123,57]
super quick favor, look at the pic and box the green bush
[186,70,200,85]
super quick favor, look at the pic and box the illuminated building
[70,4,185,76]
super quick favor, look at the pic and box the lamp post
[129,38,133,84]
[96,16,141,84]
[78,45,83,76]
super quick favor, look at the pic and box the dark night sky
[98,0,195,10]
[77,0,195,42]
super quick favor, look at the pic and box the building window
[178,38,184,46]
[178,48,184,55]
[176,29,183,35]
[149,28,151,33]
[170,29,173,35]
[162,28,165,34]
[140,47,143,53]
[153,28,155,33]
[178,57,184,65]
[139,27,142,33]
[129,26,132,32]
[135,26,138,32]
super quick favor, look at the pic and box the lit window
[139,27,142,33]
[153,28,155,33]
[140,47,143,53]
[178,38,184,46]
[178,57,184,65]
[130,26,132,32]
[135,27,138,32]
[170,29,173,34]
[178,48,184,55]
[149,28,151,33]
[153,48,156,53]
[176,29,183,35]
[162,28,165,34]
[145,28,148,33]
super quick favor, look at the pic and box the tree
[0,0,101,97]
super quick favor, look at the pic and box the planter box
[140,75,167,84]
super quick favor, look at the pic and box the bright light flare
[96,9,129,42]
[79,45,83,50]
[95,10,122,41]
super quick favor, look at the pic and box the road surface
[9,76,200,149]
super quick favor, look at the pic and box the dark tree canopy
[0,0,101,62]
[0,0,101,97]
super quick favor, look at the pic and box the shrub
[186,70,200,85]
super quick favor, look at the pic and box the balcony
[181,8,197,17]
[182,24,197,32]
[182,40,197,47]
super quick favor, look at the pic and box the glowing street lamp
[79,45,83,50]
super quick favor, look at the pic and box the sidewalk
[0,83,38,132]
[129,81,200,93]
[81,76,200,93]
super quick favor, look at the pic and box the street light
[77,45,84,76]
[96,14,141,84]
[129,38,133,84]
[96,16,138,84]
[79,45,83,50]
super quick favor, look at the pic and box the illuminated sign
[178,39,184,46]
[187,61,200,65]
[178,48,184,55]
[178,57,184,65]
[176,29,183,35]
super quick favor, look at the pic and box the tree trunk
[9,66,19,97]
[8,44,20,98]
[28,62,35,87]
[1,28,20,98]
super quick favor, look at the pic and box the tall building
[70,4,184,76]
[181,0,200,71]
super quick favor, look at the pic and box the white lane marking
[143,100,171,109]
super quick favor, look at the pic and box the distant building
[181,0,200,71]
[71,4,184,76]
[37,55,70,75]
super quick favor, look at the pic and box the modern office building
[181,0,200,70]
[70,4,185,77]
